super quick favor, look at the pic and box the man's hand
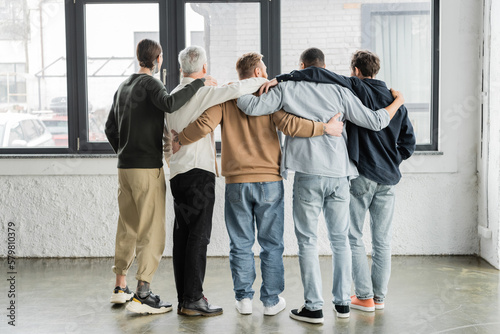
[204,75,218,87]
[171,129,181,154]
[258,78,278,96]
[390,88,404,104]
[324,113,344,137]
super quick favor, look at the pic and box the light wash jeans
[224,181,285,307]
[348,175,396,303]
[292,172,352,311]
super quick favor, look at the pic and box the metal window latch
[163,69,167,85]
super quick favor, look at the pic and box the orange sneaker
[374,301,384,310]
[350,296,375,312]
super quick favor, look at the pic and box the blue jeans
[349,175,395,303]
[225,181,285,307]
[292,172,352,311]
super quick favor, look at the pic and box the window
[186,2,261,84]
[185,2,262,148]
[281,0,439,151]
[361,2,437,148]
[0,0,68,150]
[0,0,439,154]
[83,3,159,145]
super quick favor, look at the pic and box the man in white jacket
[165,46,267,317]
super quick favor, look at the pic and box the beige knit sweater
[178,99,324,184]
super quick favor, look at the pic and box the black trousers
[170,168,216,303]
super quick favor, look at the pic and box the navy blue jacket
[276,67,416,185]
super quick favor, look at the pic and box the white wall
[0,0,484,259]
[478,0,500,269]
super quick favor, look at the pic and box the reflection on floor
[0,256,499,334]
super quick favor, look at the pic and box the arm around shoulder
[237,84,284,116]
[150,77,204,113]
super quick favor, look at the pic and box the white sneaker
[263,296,286,316]
[235,298,252,315]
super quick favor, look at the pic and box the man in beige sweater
[171,53,343,316]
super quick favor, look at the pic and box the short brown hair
[136,39,162,70]
[236,52,263,80]
[351,50,380,77]
[300,48,325,68]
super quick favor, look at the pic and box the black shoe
[289,305,324,324]
[110,286,134,304]
[334,304,350,318]
[180,296,223,317]
[125,292,173,315]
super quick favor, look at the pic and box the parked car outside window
[0,113,55,148]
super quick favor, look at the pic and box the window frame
[360,0,440,151]
[0,0,439,155]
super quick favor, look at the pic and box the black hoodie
[276,67,416,185]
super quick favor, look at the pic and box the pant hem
[112,266,128,277]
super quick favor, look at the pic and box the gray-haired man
[165,46,268,317]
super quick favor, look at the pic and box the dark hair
[351,50,380,77]
[236,52,263,79]
[136,39,162,69]
[299,47,325,68]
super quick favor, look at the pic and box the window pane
[85,3,159,142]
[281,0,433,146]
[186,2,261,84]
[186,2,261,144]
[0,0,67,148]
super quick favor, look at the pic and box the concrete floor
[0,256,499,334]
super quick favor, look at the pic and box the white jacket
[166,76,268,180]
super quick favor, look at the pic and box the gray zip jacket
[237,81,390,179]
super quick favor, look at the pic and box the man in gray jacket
[237,48,404,324]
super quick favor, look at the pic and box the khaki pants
[112,168,166,283]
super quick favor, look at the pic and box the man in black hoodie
[262,49,416,312]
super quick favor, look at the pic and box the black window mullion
[167,0,184,92]
[260,0,280,78]
[65,0,78,154]
[74,0,90,153]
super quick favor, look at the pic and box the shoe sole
[110,293,133,304]
[126,301,173,315]
[289,311,324,324]
[375,304,384,310]
[236,308,252,315]
[351,304,375,312]
[263,305,286,316]
[335,311,350,318]
[179,308,223,317]
[263,298,286,316]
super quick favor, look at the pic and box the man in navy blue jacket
[263,49,416,312]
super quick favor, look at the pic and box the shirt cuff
[313,122,324,136]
